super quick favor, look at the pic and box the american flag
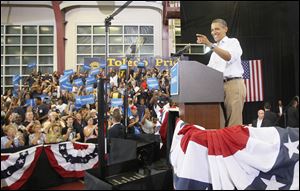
[242,60,264,102]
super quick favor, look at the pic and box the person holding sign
[196,18,246,127]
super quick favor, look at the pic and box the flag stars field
[284,136,299,159]
[261,175,285,190]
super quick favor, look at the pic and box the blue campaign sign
[13,75,21,84]
[60,82,73,92]
[64,69,74,76]
[111,98,123,107]
[82,64,91,71]
[147,77,159,90]
[27,63,36,68]
[80,95,95,105]
[75,96,82,110]
[73,78,84,87]
[13,84,19,90]
[75,103,82,110]
[85,85,94,93]
[59,74,70,84]
[120,64,127,70]
[86,76,97,85]
[170,63,179,96]
[89,68,100,76]
[75,96,82,105]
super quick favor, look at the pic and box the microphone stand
[105,1,132,78]
[98,1,132,180]
[170,44,191,61]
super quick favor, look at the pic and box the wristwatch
[210,43,217,50]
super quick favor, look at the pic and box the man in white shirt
[251,109,271,128]
[196,18,246,127]
[110,70,118,88]
[56,98,67,114]
[277,100,283,117]
[254,109,264,128]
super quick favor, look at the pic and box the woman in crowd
[83,116,97,142]
[45,122,63,144]
[141,108,155,134]
[29,121,46,146]
[23,111,35,129]
[3,89,13,103]
[1,124,25,149]
[42,112,64,134]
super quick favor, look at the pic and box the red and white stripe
[244,60,264,102]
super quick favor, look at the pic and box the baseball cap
[130,105,137,110]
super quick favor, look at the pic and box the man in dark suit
[264,102,278,126]
[252,109,272,128]
[274,99,284,127]
[287,99,299,127]
[108,108,126,139]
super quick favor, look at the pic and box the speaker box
[126,134,161,166]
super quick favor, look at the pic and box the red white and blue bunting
[1,145,43,190]
[1,142,98,190]
[44,142,98,178]
[170,120,299,190]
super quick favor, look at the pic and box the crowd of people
[1,66,173,149]
[1,64,298,150]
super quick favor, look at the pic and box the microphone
[171,44,191,57]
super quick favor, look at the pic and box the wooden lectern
[171,61,224,129]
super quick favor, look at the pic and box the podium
[171,61,224,129]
